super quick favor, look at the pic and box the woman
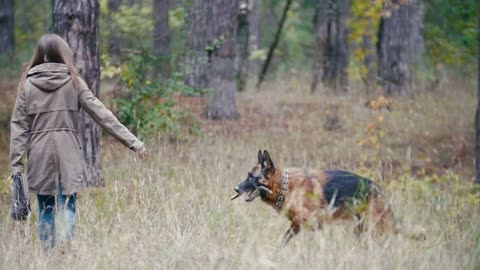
[9,34,147,249]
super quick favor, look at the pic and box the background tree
[408,0,425,65]
[257,0,292,88]
[107,0,123,60]
[324,0,351,94]
[184,0,211,89]
[311,0,351,93]
[310,0,328,93]
[249,0,261,73]
[205,0,240,120]
[0,0,15,58]
[53,0,102,186]
[236,0,249,92]
[153,0,170,78]
[378,0,424,96]
[475,3,480,184]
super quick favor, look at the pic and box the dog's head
[231,150,277,202]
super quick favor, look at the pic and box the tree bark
[409,0,425,65]
[184,0,212,88]
[153,0,170,78]
[53,0,103,186]
[311,0,350,93]
[311,0,328,93]
[361,16,377,96]
[249,0,261,73]
[257,0,292,88]
[236,0,249,92]
[0,0,15,58]
[107,0,123,59]
[475,2,480,184]
[108,0,122,10]
[205,0,240,120]
[378,0,424,96]
[127,0,142,7]
[323,0,350,94]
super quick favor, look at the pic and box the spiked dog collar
[275,170,289,211]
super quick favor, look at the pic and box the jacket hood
[27,63,71,92]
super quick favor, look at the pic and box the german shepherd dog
[231,150,399,246]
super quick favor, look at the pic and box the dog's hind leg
[280,223,301,247]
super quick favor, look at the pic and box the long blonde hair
[19,34,79,88]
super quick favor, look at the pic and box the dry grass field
[1,77,479,269]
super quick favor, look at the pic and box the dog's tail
[368,184,426,240]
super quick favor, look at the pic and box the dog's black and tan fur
[232,150,398,246]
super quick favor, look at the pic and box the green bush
[113,50,205,140]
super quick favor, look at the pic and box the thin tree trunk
[108,0,122,10]
[53,0,102,186]
[108,0,123,59]
[236,0,249,92]
[409,0,425,65]
[127,0,142,7]
[311,0,328,93]
[184,0,212,88]
[322,0,350,94]
[475,2,480,184]
[205,0,239,120]
[361,16,376,96]
[378,0,423,96]
[257,0,292,88]
[249,0,261,73]
[0,0,15,58]
[336,0,350,93]
[153,0,170,78]
[311,0,350,93]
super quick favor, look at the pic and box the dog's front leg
[280,223,301,247]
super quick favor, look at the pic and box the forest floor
[0,75,475,180]
[0,75,479,269]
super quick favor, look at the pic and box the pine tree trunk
[409,0,425,65]
[475,3,480,184]
[108,0,123,60]
[336,0,350,93]
[184,0,212,88]
[362,17,376,96]
[0,0,15,58]
[257,0,292,88]
[236,0,249,92]
[378,0,423,96]
[127,0,142,7]
[53,0,103,186]
[311,0,328,92]
[322,0,350,94]
[249,0,261,73]
[153,0,170,78]
[205,0,239,120]
[312,0,350,93]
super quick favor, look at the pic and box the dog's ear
[263,150,275,171]
[258,149,265,168]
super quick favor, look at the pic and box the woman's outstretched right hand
[136,145,148,159]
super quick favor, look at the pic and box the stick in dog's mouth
[230,189,258,202]
[231,186,273,201]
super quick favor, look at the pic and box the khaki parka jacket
[9,63,143,195]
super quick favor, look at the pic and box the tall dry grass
[0,79,479,269]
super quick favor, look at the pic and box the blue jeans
[37,183,76,249]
